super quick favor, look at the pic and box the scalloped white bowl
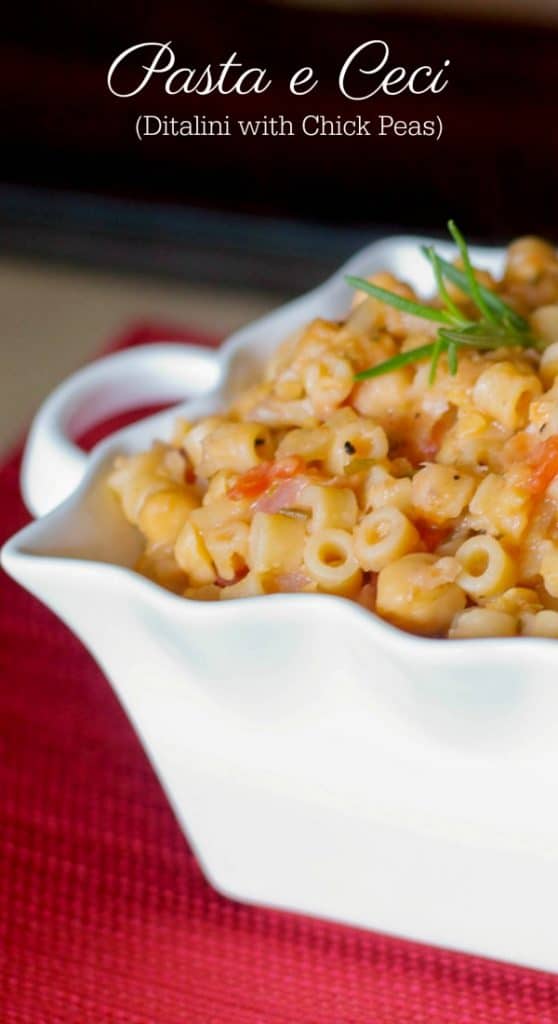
[3,237,558,972]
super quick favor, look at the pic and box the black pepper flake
[254,437,265,446]
[344,441,356,455]
[453,475,461,480]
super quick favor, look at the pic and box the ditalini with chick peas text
[108,225,558,639]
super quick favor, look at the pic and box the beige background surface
[0,258,276,455]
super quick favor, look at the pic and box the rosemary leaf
[429,336,443,384]
[448,220,498,325]
[278,508,311,520]
[439,325,535,349]
[355,342,439,380]
[426,246,466,325]
[345,275,454,325]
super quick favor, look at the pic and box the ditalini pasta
[108,234,558,638]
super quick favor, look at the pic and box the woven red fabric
[1,322,558,1024]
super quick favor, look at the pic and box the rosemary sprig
[420,248,529,332]
[349,221,539,383]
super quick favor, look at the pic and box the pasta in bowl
[108,231,558,639]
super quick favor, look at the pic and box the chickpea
[521,610,558,638]
[138,488,198,546]
[449,608,516,639]
[411,463,475,524]
[539,342,558,386]
[376,552,466,636]
[505,237,557,284]
[531,305,558,348]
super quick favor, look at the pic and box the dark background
[1,1,557,290]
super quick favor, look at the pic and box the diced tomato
[254,476,309,513]
[526,436,558,496]
[227,456,306,501]
[184,461,196,485]
[270,455,307,479]
[214,565,249,588]
[416,521,450,553]
[227,462,271,500]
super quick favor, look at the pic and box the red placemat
[1,323,557,1024]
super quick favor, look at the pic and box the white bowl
[3,236,558,973]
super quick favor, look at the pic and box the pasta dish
[108,229,558,638]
